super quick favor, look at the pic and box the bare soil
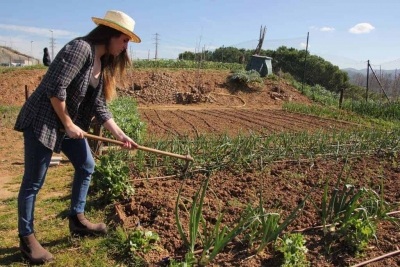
[0,68,399,266]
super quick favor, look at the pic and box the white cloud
[349,23,375,34]
[0,24,78,39]
[309,26,334,32]
[300,42,310,48]
[320,27,335,32]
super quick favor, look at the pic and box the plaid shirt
[14,38,112,153]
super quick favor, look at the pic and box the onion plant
[174,169,315,266]
[310,159,399,252]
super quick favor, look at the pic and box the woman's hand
[65,124,85,139]
[103,118,139,150]
[117,134,139,150]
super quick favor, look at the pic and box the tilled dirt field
[117,156,400,266]
[139,107,357,138]
[1,68,399,266]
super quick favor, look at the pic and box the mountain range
[342,68,399,78]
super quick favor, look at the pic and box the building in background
[0,46,39,66]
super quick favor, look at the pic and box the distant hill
[342,68,399,78]
[342,68,400,97]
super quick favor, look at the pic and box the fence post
[25,85,29,100]
[339,87,344,109]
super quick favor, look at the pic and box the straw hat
[92,10,141,43]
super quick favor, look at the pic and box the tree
[178,45,350,92]
[178,51,196,60]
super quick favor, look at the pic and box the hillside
[0,68,313,108]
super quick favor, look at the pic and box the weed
[128,228,160,253]
[275,233,309,267]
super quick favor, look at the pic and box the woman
[14,10,141,264]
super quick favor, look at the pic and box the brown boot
[69,213,107,236]
[19,234,54,264]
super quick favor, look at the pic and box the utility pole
[30,41,33,65]
[380,65,382,101]
[129,46,134,62]
[49,30,55,61]
[148,49,150,60]
[154,33,159,60]
[366,60,370,102]
[301,32,310,93]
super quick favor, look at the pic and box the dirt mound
[0,69,45,105]
[0,69,312,108]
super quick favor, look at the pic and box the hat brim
[92,17,141,43]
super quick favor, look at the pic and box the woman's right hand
[65,124,85,139]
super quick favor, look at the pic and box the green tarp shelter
[246,55,272,77]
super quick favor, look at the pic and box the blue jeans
[18,127,95,237]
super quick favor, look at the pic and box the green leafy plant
[275,233,309,267]
[128,228,160,253]
[103,226,157,266]
[338,209,376,253]
[92,150,134,203]
[311,162,382,252]
[107,97,147,143]
[228,70,264,86]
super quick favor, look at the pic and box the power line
[161,36,194,46]
[154,33,160,60]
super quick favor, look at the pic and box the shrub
[228,70,264,86]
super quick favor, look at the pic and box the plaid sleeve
[45,39,91,101]
[94,91,113,125]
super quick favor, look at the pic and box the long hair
[84,25,130,101]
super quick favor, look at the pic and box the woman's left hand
[118,134,139,150]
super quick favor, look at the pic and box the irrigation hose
[209,92,246,107]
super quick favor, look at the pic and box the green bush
[228,70,264,86]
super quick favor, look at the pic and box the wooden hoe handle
[83,132,194,162]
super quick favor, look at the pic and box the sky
[0,0,399,70]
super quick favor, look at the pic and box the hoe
[79,132,194,174]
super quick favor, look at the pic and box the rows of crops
[138,108,357,138]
